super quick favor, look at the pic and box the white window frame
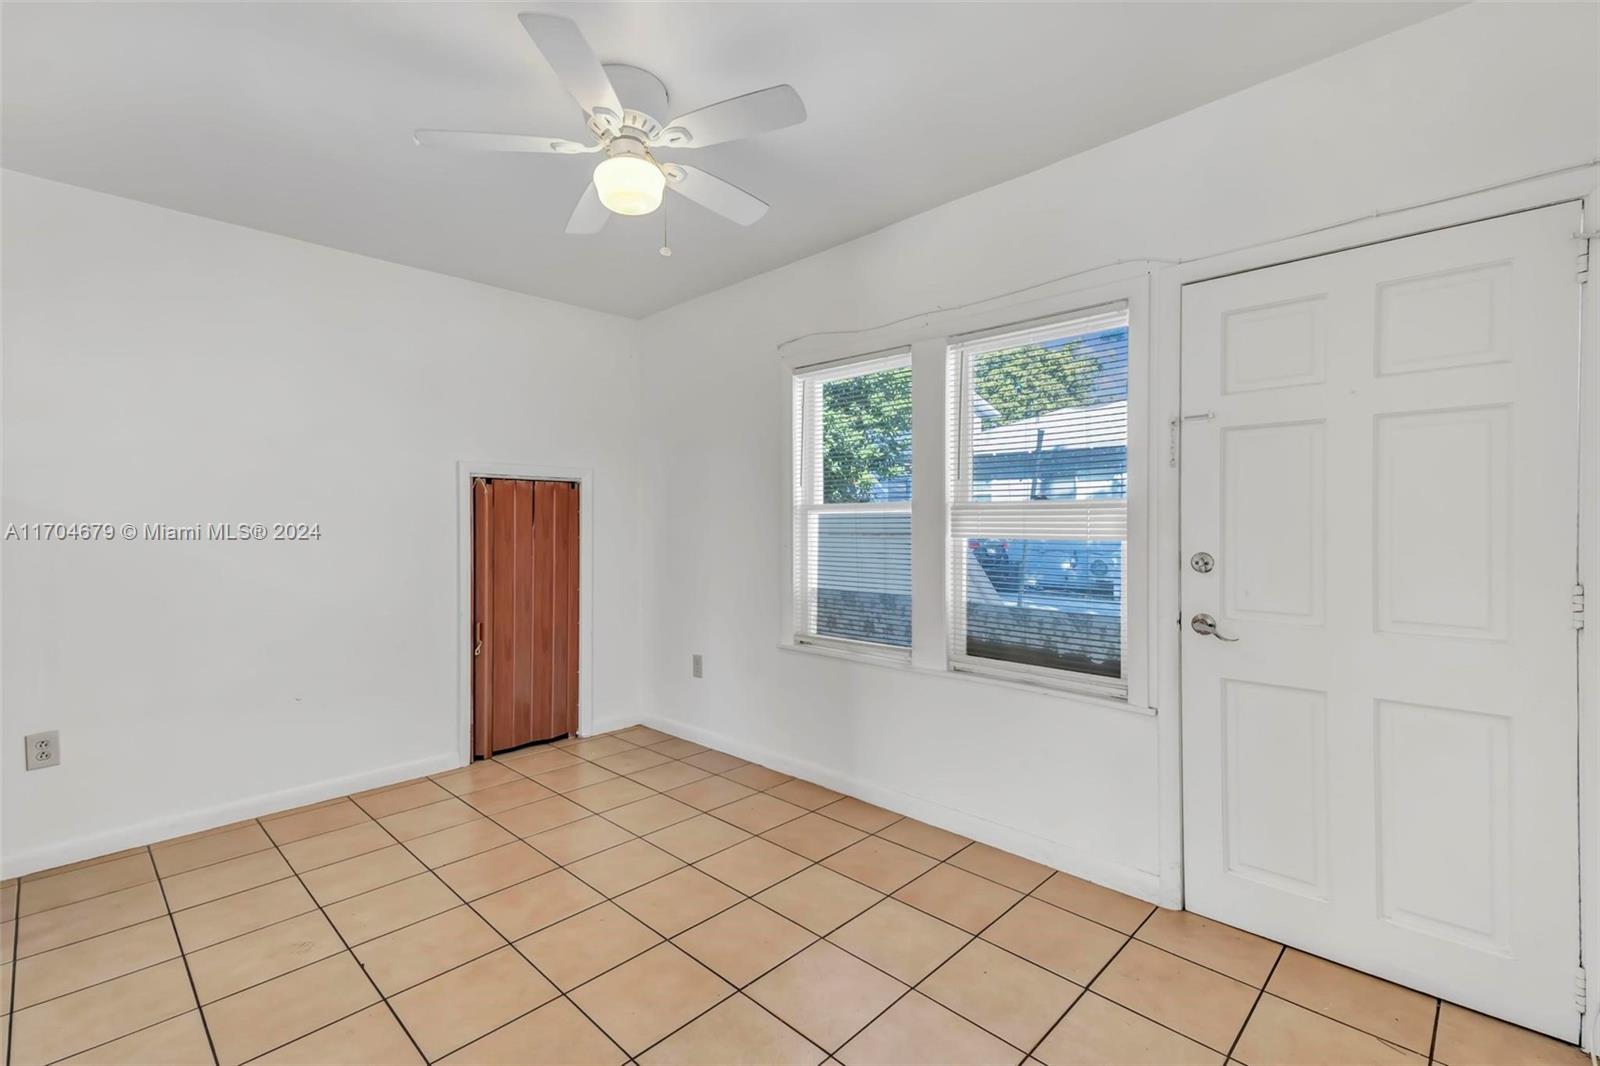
[790,347,915,660]
[778,271,1152,712]
[946,301,1134,701]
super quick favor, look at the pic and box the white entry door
[1180,203,1584,1039]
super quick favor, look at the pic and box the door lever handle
[473,622,483,657]
[1190,613,1239,642]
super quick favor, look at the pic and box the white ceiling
[3,2,1451,318]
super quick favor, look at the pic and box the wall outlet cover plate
[24,730,59,770]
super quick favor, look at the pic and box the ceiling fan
[415,13,806,235]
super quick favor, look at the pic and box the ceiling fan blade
[657,85,806,148]
[413,130,597,154]
[667,164,768,226]
[518,13,622,127]
[566,183,609,235]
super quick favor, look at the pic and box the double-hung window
[948,302,1131,694]
[792,350,914,653]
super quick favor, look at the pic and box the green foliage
[822,366,911,503]
[817,341,1100,503]
[974,340,1100,427]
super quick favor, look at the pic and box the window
[948,303,1130,691]
[792,350,914,652]
[782,280,1147,706]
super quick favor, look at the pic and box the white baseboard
[625,714,1173,908]
[586,716,640,737]
[2,751,461,879]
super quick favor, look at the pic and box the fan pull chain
[659,195,672,257]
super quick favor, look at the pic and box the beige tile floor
[2,724,1590,1065]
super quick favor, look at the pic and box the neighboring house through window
[786,289,1141,702]
[949,304,1131,692]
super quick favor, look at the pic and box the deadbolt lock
[1190,552,1215,573]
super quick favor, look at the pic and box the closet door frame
[456,461,594,764]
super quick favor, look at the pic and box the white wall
[3,2,1596,904]
[1,172,647,875]
[634,2,1600,903]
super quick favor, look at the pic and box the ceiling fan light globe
[593,155,664,216]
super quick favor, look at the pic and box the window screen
[948,304,1129,684]
[793,351,913,650]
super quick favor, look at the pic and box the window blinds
[948,303,1130,683]
[793,350,914,650]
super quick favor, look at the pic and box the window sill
[786,636,912,668]
[777,639,1154,717]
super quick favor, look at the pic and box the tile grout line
[476,737,937,1059]
[604,733,1497,1061]
[7,886,170,962]
[79,836,602,1019]
[886,853,1118,1060]
[14,857,270,953]
[11,844,156,888]
[1223,941,1286,1061]
[553,852,839,1053]
[11,866,167,924]
[620,799,1047,1057]
[20,897,458,1030]
[242,817,433,1066]
[40,873,305,960]
[507,735,1156,1058]
[34,1013,209,1066]
[419,796,815,1056]
[9,760,1065,974]
[27,732,1025,1059]
[32,735,1399,1061]
[261,780,1411,1066]
[1022,903,1159,1063]
[351,777,637,1065]
[18,727,1516,1064]
[9,939,194,1017]
[827,896,1026,1058]
[904,871,1072,1060]
[225,768,773,1025]
[146,844,223,1066]
[7,879,19,1066]
[714,765,1448,1061]
[14,832,318,943]
[16,744,1244,1065]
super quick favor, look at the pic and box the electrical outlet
[25,730,60,770]
[692,654,703,679]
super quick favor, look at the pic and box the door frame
[1158,166,1598,1039]
[455,460,595,764]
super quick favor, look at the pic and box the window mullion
[910,338,947,671]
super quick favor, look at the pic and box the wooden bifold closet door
[472,478,579,757]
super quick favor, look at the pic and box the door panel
[550,482,575,733]
[513,479,535,747]
[490,480,518,751]
[552,481,579,740]
[1221,679,1330,899]
[1181,204,1582,1038]
[531,480,555,741]
[472,479,580,754]
[471,479,493,759]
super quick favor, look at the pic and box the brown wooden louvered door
[472,478,579,756]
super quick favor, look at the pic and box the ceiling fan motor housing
[597,64,671,143]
